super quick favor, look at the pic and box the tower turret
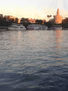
[57,8,60,15]
[54,9,62,24]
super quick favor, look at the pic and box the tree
[35,19,43,24]
[62,18,68,28]
[20,18,30,28]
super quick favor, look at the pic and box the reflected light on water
[10,31,23,45]
[54,29,63,61]
[55,29,63,48]
[0,30,68,91]
[17,31,22,40]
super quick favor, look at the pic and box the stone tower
[54,9,62,24]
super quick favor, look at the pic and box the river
[0,30,68,91]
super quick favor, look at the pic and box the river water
[0,30,68,91]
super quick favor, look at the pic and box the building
[54,9,62,24]
[28,18,36,23]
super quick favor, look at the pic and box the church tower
[54,9,62,24]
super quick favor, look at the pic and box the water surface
[0,30,68,91]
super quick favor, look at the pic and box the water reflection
[0,30,68,91]
[17,31,22,40]
[53,29,65,63]
[55,29,63,49]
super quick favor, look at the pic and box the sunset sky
[0,0,68,19]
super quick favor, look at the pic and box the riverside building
[54,8,63,24]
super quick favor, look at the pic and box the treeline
[20,18,46,28]
[0,15,47,28]
[20,17,68,28]
[0,16,11,26]
[0,14,19,26]
[0,14,68,29]
[45,18,68,28]
[62,18,68,28]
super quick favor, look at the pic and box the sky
[0,0,68,19]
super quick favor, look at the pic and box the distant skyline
[0,0,68,19]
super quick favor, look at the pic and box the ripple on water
[0,30,68,91]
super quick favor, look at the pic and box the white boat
[27,24,48,30]
[8,24,26,30]
[50,24,62,30]
[40,25,48,30]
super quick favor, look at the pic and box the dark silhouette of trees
[35,19,43,24]
[62,18,68,28]
[0,17,12,26]
[20,18,30,28]
[14,18,18,24]
[45,19,55,28]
